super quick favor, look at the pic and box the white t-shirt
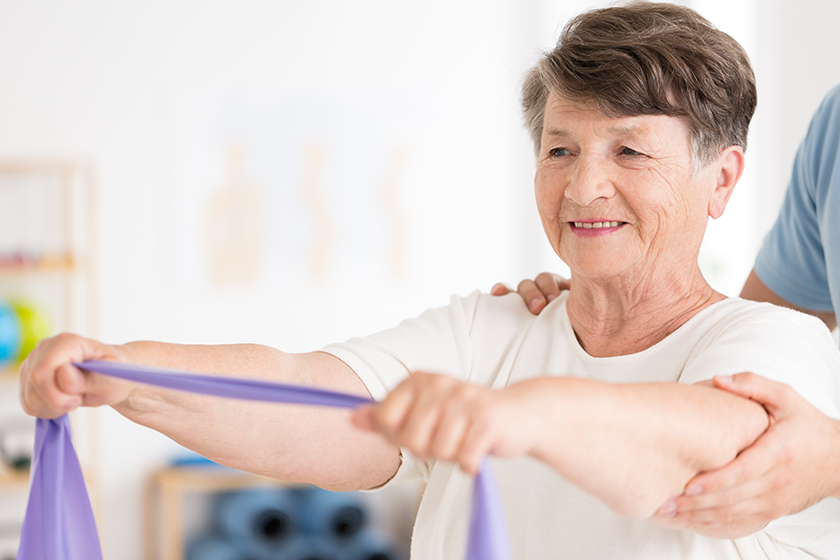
[323,292,840,559]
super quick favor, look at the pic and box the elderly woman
[20,2,840,559]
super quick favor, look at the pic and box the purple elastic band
[18,360,511,560]
[18,414,103,560]
[469,459,512,560]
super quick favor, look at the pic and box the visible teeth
[574,221,621,229]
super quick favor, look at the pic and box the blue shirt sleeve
[754,84,840,314]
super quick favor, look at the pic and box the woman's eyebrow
[606,123,646,137]
[544,127,570,138]
[544,124,649,139]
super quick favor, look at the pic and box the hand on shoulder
[491,272,569,314]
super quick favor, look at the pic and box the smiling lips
[573,221,623,229]
[569,221,626,237]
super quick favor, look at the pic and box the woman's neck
[566,267,724,357]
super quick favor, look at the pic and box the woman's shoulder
[694,297,833,337]
[681,297,840,417]
[464,289,568,323]
[451,289,570,345]
[687,297,837,361]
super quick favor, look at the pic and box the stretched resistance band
[17,360,511,560]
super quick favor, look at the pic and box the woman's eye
[621,147,643,156]
[549,147,570,157]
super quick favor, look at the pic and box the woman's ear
[708,145,745,220]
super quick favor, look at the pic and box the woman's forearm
[113,343,400,490]
[20,335,400,491]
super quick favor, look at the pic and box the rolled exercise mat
[186,536,259,560]
[215,488,303,557]
[275,535,344,560]
[338,529,408,560]
[18,360,511,560]
[301,487,366,540]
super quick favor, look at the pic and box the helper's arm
[354,372,768,519]
[19,333,401,491]
[740,269,837,329]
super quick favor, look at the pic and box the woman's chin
[567,260,634,283]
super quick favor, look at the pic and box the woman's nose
[564,157,616,206]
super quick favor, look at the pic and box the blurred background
[0,0,839,558]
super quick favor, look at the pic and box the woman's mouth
[572,221,623,229]
[569,221,627,237]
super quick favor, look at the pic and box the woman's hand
[654,372,840,537]
[491,272,569,314]
[19,333,134,419]
[352,372,540,474]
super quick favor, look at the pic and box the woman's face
[535,95,722,283]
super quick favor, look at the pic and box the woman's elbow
[714,393,770,467]
[685,384,770,474]
[593,463,699,520]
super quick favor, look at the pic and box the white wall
[0,2,545,557]
[1,1,839,559]
[776,0,840,208]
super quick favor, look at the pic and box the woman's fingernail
[658,500,676,516]
[546,293,557,303]
[685,484,703,496]
[529,298,542,311]
[715,375,734,385]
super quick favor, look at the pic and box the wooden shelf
[0,160,92,177]
[0,469,29,490]
[152,466,294,493]
[0,254,77,277]
[0,158,98,556]
[0,370,19,388]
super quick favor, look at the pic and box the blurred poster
[166,85,440,294]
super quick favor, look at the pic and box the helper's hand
[19,333,133,419]
[653,372,840,538]
[352,372,539,474]
[491,272,569,314]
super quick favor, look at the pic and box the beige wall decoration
[206,145,265,286]
[167,87,432,297]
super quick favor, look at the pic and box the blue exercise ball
[0,302,22,367]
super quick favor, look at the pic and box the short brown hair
[521,1,757,167]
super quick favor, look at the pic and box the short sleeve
[321,291,483,395]
[754,85,840,312]
[320,291,483,484]
[679,304,840,419]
